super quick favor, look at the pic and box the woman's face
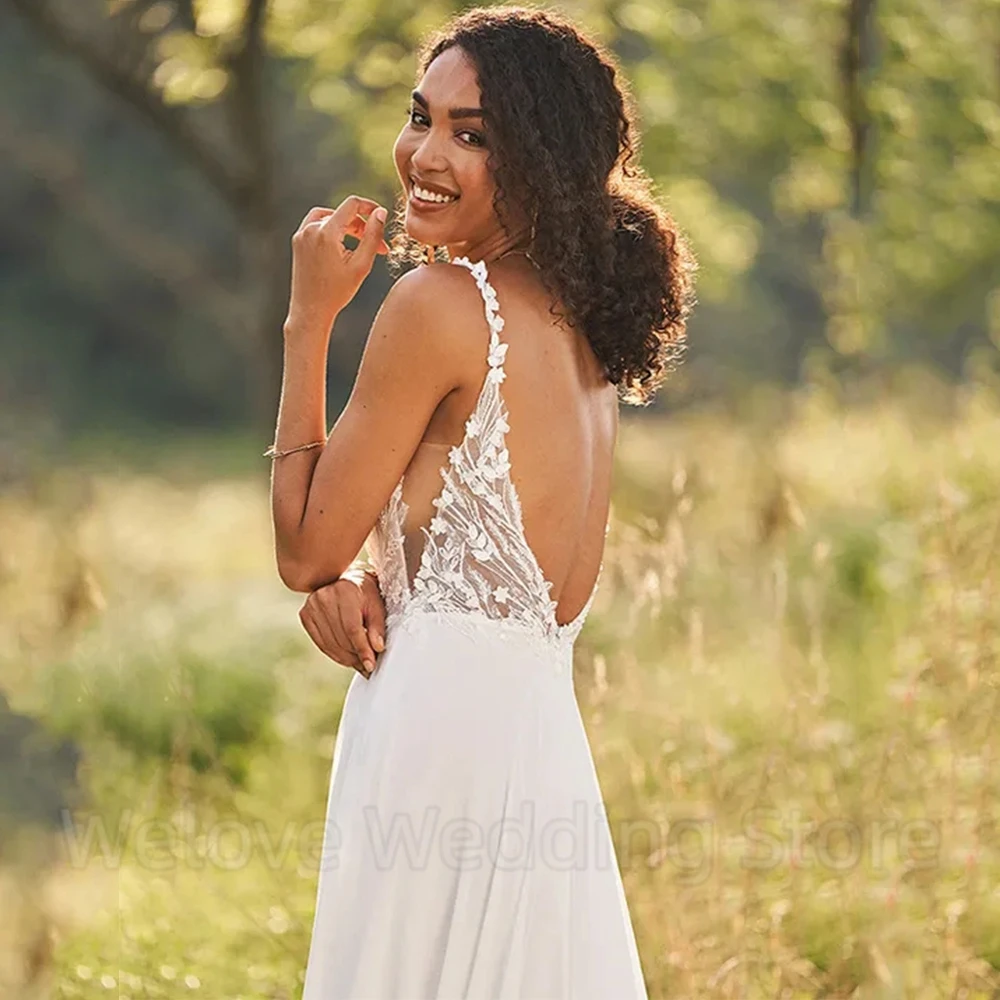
[393,46,503,250]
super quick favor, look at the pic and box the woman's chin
[403,212,460,248]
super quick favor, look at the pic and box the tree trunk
[240,216,291,435]
[843,0,879,220]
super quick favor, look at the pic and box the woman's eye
[405,108,482,147]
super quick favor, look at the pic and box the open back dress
[300,256,648,1000]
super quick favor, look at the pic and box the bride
[267,7,695,998]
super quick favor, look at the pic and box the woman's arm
[269,198,386,587]
[269,203,475,592]
[268,325,331,566]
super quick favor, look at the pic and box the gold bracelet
[263,438,326,459]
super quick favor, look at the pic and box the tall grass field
[2,378,999,999]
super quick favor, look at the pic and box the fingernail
[372,633,384,652]
[364,657,375,673]
[374,207,387,223]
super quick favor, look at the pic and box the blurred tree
[1,0,997,432]
[5,0,453,427]
[9,0,291,427]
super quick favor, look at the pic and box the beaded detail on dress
[365,256,603,653]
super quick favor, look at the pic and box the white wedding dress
[301,257,647,1000]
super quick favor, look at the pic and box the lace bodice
[365,256,603,651]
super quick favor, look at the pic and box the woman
[268,7,695,998]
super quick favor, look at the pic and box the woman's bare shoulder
[384,261,484,316]
[379,261,494,362]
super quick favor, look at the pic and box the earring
[519,212,537,253]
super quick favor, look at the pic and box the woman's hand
[285,196,390,335]
[298,566,387,679]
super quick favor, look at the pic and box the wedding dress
[301,256,648,1000]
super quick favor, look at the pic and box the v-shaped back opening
[388,256,601,638]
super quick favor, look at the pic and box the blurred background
[0,0,998,997]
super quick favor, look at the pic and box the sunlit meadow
[2,375,999,999]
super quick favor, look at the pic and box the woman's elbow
[275,551,346,593]
[276,553,316,592]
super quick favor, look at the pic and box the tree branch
[226,0,273,226]
[0,107,244,344]
[7,0,251,213]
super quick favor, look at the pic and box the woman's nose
[410,131,448,174]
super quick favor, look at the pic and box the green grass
[2,379,999,999]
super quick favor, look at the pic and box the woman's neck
[446,223,531,265]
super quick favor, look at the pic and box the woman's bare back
[397,254,618,627]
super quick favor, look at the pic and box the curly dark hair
[389,5,697,405]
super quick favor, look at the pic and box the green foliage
[3,0,999,433]
[41,619,283,788]
[961,897,1000,972]
[784,894,879,989]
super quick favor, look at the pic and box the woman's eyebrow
[411,90,483,119]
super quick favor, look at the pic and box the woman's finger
[324,593,359,661]
[342,214,390,254]
[351,207,389,272]
[362,574,387,652]
[341,604,378,676]
[304,208,389,256]
[326,604,374,679]
[337,589,375,670]
[331,195,382,229]
[299,603,338,661]
[301,600,345,661]
[317,589,376,680]
[296,206,336,232]
[301,599,366,674]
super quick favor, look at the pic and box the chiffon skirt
[300,611,648,1000]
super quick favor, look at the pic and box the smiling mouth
[409,179,460,205]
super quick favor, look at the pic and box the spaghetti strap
[449,256,509,377]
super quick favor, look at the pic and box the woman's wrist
[336,559,378,587]
[283,311,337,341]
